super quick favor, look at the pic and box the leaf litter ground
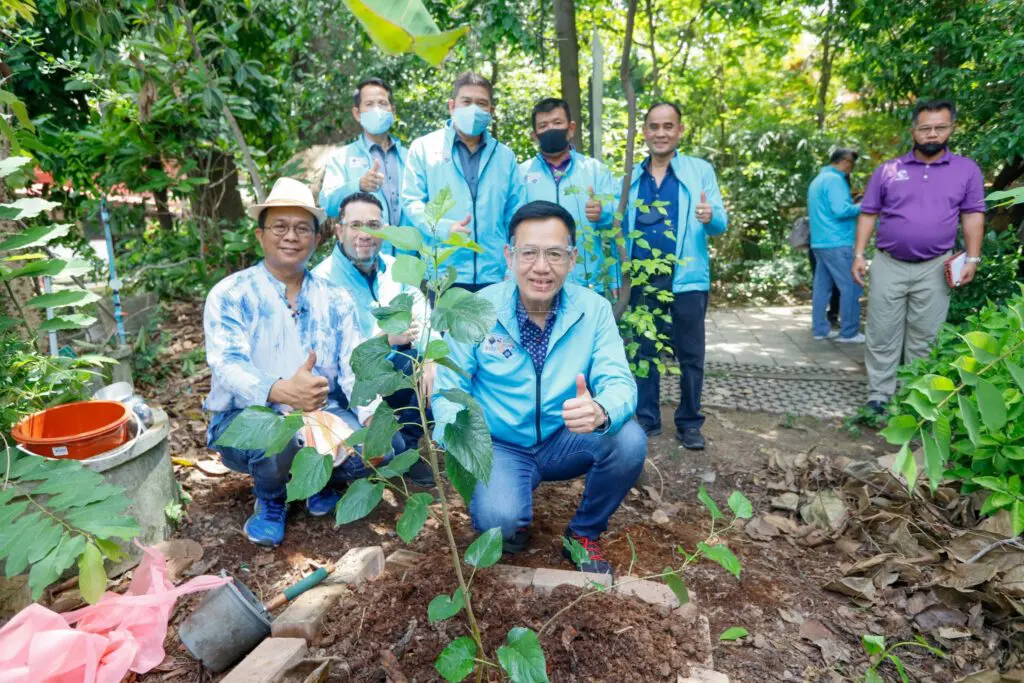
[133,302,1002,681]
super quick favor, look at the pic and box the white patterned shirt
[203,261,375,423]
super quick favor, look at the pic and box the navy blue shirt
[516,293,559,373]
[632,159,685,259]
[454,138,487,199]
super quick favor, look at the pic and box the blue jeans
[811,246,862,339]
[631,277,709,432]
[469,420,647,541]
[207,406,402,501]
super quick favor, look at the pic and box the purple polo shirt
[861,150,986,261]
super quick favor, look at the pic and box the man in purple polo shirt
[852,99,986,413]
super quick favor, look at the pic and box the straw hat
[247,177,326,223]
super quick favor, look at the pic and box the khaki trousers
[865,250,951,402]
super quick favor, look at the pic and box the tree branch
[612,0,640,320]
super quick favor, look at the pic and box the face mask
[537,128,570,154]
[452,104,491,136]
[914,141,948,156]
[360,108,394,135]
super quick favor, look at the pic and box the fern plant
[0,444,140,603]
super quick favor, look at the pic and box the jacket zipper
[530,313,583,446]
[471,195,478,285]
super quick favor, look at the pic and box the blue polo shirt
[632,159,684,259]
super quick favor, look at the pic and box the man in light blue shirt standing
[320,78,408,254]
[807,149,863,342]
[402,72,525,292]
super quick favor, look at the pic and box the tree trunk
[815,0,835,129]
[146,158,174,231]
[645,0,662,97]
[611,0,640,320]
[192,149,245,237]
[553,0,584,150]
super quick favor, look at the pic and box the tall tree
[553,0,583,149]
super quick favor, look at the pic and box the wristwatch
[965,256,982,264]
[596,402,610,431]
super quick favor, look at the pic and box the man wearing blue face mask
[321,77,409,254]
[402,71,526,292]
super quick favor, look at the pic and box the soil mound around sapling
[321,554,709,682]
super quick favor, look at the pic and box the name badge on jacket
[481,334,516,359]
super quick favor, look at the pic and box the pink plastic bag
[0,543,229,683]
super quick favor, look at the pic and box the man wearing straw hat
[202,177,401,547]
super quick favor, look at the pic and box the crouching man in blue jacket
[432,201,646,576]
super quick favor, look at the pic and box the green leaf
[464,527,503,569]
[976,379,1008,432]
[372,292,414,334]
[444,451,477,505]
[0,155,32,179]
[862,634,886,655]
[1012,500,1024,537]
[334,479,384,525]
[880,414,918,446]
[561,535,591,567]
[905,390,938,421]
[980,492,1014,516]
[63,499,139,540]
[662,567,689,604]
[1,258,66,279]
[377,449,422,478]
[77,542,107,604]
[435,636,476,682]
[496,627,549,683]
[25,289,101,309]
[425,339,450,360]
[698,542,741,579]
[921,429,944,492]
[960,396,983,447]
[93,537,128,562]
[286,447,332,502]
[427,588,465,623]
[440,390,493,485]
[214,407,303,460]
[719,627,748,641]
[350,370,413,407]
[5,518,61,578]
[0,197,60,220]
[430,287,497,344]
[350,334,396,379]
[361,224,423,251]
[727,491,752,519]
[962,331,1001,364]
[919,374,956,402]
[392,254,427,286]
[933,415,952,463]
[28,535,86,600]
[864,671,884,683]
[697,486,722,520]
[892,443,918,491]
[340,0,470,67]
[0,224,72,251]
[38,314,97,331]
[1006,362,1024,395]
[363,401,399,459]
[0,316,21,332]
[396,492,433,543]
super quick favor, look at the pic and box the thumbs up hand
[359,159,385,193]
[562,373,607,434]
[695,190,713,225]
[450,213,472,236]
[270,350,330,412]
[584,184,602,223]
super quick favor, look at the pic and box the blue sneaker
[244,497,287,546]
[306,489,341,517]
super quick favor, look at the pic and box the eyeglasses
[266,224,316,238]
[914,124,953,135]
[344,221,384,231]
[511,245,575,266]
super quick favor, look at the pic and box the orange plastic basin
[12,400,132,460]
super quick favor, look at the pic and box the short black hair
[452,72,494,101]
[531,98,573,129]
[339,191,383,222]
[829,148,859,164]
[257,208,321,234]
[912,99,956,125]
[644,101,682,124]
[508,200,576,245]
[354,78,393,107]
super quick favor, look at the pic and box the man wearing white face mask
[402,71,526,292]
[321,77,409,255]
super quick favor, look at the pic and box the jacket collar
[443,121,497,175]
[328,243,383,290]
[355,133,405,160]
[900,149,953,165]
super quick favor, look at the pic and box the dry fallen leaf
[152,539,203,582]
[823,576,876,605]
[196,459,230,476]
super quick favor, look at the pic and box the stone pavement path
[660,305,869,419]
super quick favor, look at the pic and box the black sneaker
[641,424,662,437]
[866,400,886,416]
[676,428,705,450]
[562,532,612,576]
[503,528,530,555]
[405,459,436,488]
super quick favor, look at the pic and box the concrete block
[695,614,714,669]
[614,579,681,616]
[491,564,536,590]
[531,567,612,595]
[271,584,347,642]
[326,546,384,586]
[678,667,730,683]
[385,549,425,575]
[221,637,307,683]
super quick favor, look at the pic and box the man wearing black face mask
[852,99,986,414]
[519,98,620,294]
